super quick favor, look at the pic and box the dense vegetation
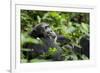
[20,10,90,63]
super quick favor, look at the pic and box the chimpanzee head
[29,23,57,40]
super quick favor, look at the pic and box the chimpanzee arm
[57,35,71,45]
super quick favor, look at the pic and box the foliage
[40,48,58,58]
[20,10,90,62]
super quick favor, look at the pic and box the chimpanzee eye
[45,26,49,29]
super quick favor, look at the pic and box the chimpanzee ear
[28,25,44,38]
[28,28,37,38]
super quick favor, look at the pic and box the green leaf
[37,16,41,23]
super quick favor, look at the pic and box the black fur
[22,23,67,62]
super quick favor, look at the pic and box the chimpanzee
[22,23,70,62]
[80,35,89,58]
[62,35,89,60]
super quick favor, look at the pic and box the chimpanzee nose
[52,35,56,38]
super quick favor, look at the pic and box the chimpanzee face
[29,23,57,40]
[40,23,56,39]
